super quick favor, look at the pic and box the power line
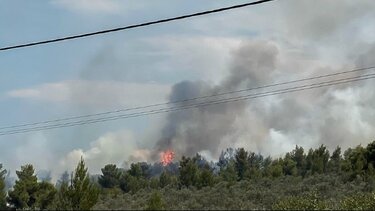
[1,73,373,136]
[1,65,374,131]
[2,74,373,135]
[0,0,275,51]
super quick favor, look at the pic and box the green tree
[7,164,39,209]
[312,145,330,174]
[247,152,263,179]
[67,157,99,210]
[305,148,314,175]
[0,164,6,210]
[35,181,57,210]
[179,156,199,188]
[220,160,238,183]
[366,141,375,168]
[159,171,172,188]
[305,145,330,175]
[235,148,249,180]
[291,145,306,175]
[120,172,145,194]
[8,164,57,210]
[129,163,143,179]
[197,164,215,188]
[54,179,70,210]
[344,145,367,178]
[328,146,342,173]
[119,162,150,194]
[282,153,298,176]
[98,164,122,189]
[138,162,151,179]
[270,160,283,178]
[145,191,165,210]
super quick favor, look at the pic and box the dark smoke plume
[153,41,279,159]
[152,40,375,160]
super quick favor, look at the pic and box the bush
[272,191,328,210]
[145,191,165,210]
[340,192,375,210]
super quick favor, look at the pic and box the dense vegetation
[1,141,375,210]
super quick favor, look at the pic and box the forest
[1,140,375,210]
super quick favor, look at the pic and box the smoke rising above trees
[152,39,375,161]
[3,0,375,180]
[154,41,278,159]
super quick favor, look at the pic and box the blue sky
[1,0,375,179]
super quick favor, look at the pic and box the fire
[160,150,175,166]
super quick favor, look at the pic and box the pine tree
[197,164,215,188]
[54,179,71,210]
[68,157,99,210]
[7,164,39,209]
[35,181,57,209]
[328,146,342,173]
[0,164,6,210]
[283,153,297,176]
[98,164,122,188]
[220,161,238,183]
[270,159,283,178]
[159,171,172,188]
[235,148,249,180]
[178,156,199,188]
[366,141,375,167]
[262,156,273,177]
[7,164,57,210]
[129,163,143,179]
[307,145,330,174]
[291,145,306,175]
[119,172,145,194]
[247,152,263,179]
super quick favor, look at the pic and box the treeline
[0,158,98,210]
[1,141,375,210]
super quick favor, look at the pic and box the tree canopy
[2,141,375,210]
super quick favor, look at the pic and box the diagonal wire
[0,0,275,51]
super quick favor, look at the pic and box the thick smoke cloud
[279,0,375,42]
[153,41,279,159]
[50,0,375,168]
[152,39,375,160]
[146,0,375,160]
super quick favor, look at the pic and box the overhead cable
[1,66,373,131]
[0,73,373,136]
[0,0,275,51]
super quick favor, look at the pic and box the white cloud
[51,0,121,14]
[8,82,69,103]
[7,80,171,110]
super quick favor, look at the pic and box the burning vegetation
[160,150,175,166]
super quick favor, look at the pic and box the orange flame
[160,150,175,166]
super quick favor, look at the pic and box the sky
[1,0,375,181]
